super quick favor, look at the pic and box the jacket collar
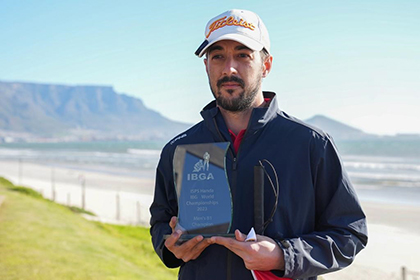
[200,91,279,135]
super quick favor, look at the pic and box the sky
[1,0,419,135]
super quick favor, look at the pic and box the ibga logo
[187,152,214,181]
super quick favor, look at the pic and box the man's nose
[222,56,238,76]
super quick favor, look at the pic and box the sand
[1,159,419,279]
[323,202,420,280]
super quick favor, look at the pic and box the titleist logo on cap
[206,16,256,38]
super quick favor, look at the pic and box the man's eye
[212,55,223,60]
[238,53,250,58]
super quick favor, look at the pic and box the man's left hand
[210,229,285,271]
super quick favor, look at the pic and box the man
[150,9,367,280]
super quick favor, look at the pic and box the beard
[211,74,262,112]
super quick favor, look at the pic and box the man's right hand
[164,216,212,262]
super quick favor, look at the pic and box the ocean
[337,139,420,206]
[0,139,419,206]
[0,141,165,179]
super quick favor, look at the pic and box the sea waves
[0,146,161,173]
[343,155,420,188]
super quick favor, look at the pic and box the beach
[324,202,420,280]
[1,157,419,279]
[0,160,155,225]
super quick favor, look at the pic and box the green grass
[0,177,178,280]
[7,184,45,199]
[67,205,96,216]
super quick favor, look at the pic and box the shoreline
[0,159,156,195]
[0,159,419,279]
[0,160,155,225]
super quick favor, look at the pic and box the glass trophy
[172,142,233,240]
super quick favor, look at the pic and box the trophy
[172,142,234,240]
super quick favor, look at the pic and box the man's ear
[262,56,273,78]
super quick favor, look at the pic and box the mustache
[217,76,245,88]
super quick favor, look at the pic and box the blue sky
[1,0,419,135]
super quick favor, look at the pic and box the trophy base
[164,233,235,242]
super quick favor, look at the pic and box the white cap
[195,9,270,58]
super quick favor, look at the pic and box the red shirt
[229,129,246,154]
[228,98,272,154]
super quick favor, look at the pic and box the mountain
[304,115,375,140]
[0,80,385,142]
[0,81,190,141]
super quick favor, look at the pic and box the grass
[0,177,325,280]
[0,177,178,280]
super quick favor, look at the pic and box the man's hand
[164,216,212,262]
[210,229,285,271]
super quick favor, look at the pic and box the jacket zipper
[212,117,234,280]
[232,109,255,168]
[212,118,237,169]
[212,115,253,280]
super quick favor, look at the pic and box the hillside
[0,178,177,279]
[0,81,190,140]
[305,115,376,140]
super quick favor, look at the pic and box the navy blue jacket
[150,92,368,280]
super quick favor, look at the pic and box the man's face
[204,40,270,112]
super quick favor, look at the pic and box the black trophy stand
[254,165,265,235]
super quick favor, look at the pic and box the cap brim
[195,33,264,57]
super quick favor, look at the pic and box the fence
[402,266,420,280]
[1,159,153,226]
